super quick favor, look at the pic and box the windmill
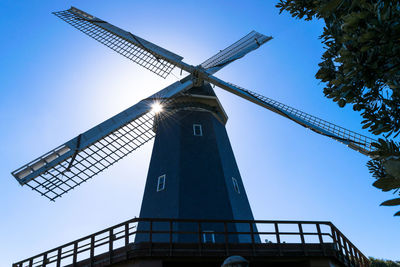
[11,6,375,243]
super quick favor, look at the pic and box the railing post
[364,255,370,267]
[274,222,282,256]
[250,222,256,256]
[73,241,77,265]
[348,243,355,265]
[90,236,95,267]
[360,251,366,267]
[298,223,307,256]
[56,248,61,267]
[125,223,129,260]
[29,258,33,267]
[274,223,281,243]
[360,256,365,267]
[125,223,129,246]
[343,237,350,262]
[198,221,202,256]
[43,253,48,267]
[316,223,326,256]
[360,254,366,267]
[363,252,369,267]
[354,249,362,267]
[169,220,173,256]
[109,229,114,264]
[149,220,153,256]
[337,233,343,256]
[362,252,368,267]
[224,222,229,256]
[330,225,341,258]
[316,223,323,244]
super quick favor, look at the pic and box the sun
[151,101,163,114]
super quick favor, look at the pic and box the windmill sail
[12,6,274,200]
[53,7,188,78]
[201,31,272,74]
[205,75,376,155]
[54,7,272,79]
[11,80,193,201]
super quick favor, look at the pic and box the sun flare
[151,102,163,114]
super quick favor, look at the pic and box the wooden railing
[13,218,369,267]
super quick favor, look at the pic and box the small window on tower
[157,174,166,192]
[232,177,240,194]
[193,124,203,136]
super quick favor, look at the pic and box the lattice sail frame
[204,74,376,155]
[29,111,156,201]
[12,80,193,200]
[201,31,272,73]
[241,87,375,154]
[53,7,184,78]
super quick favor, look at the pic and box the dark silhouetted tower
[136,83,258,243]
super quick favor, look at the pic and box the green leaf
[373,178,400,190]
[320,0,343,14]
[380,198,400,206]
[338,99,346,107]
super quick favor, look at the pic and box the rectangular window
[157,174,166,192]
[232,177,240,194]
[193,124,203,136]
[202,231,215,243]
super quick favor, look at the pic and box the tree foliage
[276,0,400,215]
[369,257,400,267]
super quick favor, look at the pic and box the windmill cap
[221,255,249,267]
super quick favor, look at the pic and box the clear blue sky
[1,0,398,265]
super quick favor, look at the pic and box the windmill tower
[136,83,259,244]
[11,7,373,267]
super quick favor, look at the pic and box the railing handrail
[13,218,369,267]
